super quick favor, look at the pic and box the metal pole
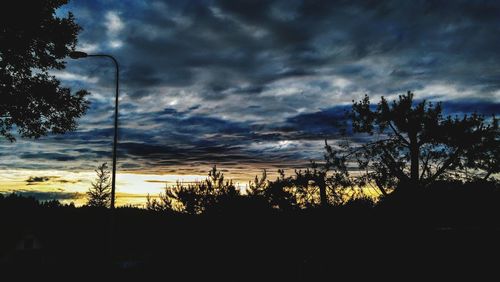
[69,51,119,262]
[109,56,119,210]
[112,57,118,209]
[87,55,119,209]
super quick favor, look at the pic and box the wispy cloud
[105,11,124,35]
[105,11,124,48]
[51,70,99,83]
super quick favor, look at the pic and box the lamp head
[69,51,88,59]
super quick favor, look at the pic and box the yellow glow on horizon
[0,169,209,207]
[0,168,386,207]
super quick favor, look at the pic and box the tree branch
[380,147,410,183]
[420,149,432,180]
[388,121,410,146]
[425,147,462,185]
[373,178,388,196]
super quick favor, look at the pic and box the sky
[1,0,499,206]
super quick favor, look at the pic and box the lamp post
[69,51,119,209]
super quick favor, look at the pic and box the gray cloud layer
[1,0,499,179]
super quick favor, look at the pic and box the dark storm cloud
[20,153,78,162]
[2,191,82,202]
[26,176,81,185]
[443,101,500,116]
[280,105,350,139]
[115,107,313,168]
[65,0,500,98]
[26,176,52,184]
[77,0,500,135]
[2,0,498,176]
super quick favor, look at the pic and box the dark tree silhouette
[325,92,499,194]
[0,0,89,141]
[292,163,330,207]
[147,164,367,213]
[86,163,111,208]
[264,169,299,210]
[145,186,177,212]
[247,169,267,196]
[145,193,174,212]
[263,164,360,209]
[147,165,240,214]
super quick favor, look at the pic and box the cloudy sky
[1,0,499,205]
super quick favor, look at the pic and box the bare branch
[388,121,410,146]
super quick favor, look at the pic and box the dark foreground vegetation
[1,179,499,280]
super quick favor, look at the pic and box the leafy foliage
[0,0,89,141]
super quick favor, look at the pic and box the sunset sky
[1,0,499,206]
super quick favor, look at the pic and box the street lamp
[69,51,119,209]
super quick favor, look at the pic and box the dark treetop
[0,0,89,141]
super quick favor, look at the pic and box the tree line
[84,92,499,214]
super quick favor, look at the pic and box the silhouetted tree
[145,193,174,212]
[247,169,267,196]
[149,166,240,214]
[264,169,299,210]
[292,162,332,207]
[0,0,89,141]
[264,164,355,209]
[86,163,111,208]
[326,92,499,194]
[462,122,499,181]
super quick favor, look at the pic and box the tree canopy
[147,166,240,214]
[325,92,499,195]
[0,0,89,141]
